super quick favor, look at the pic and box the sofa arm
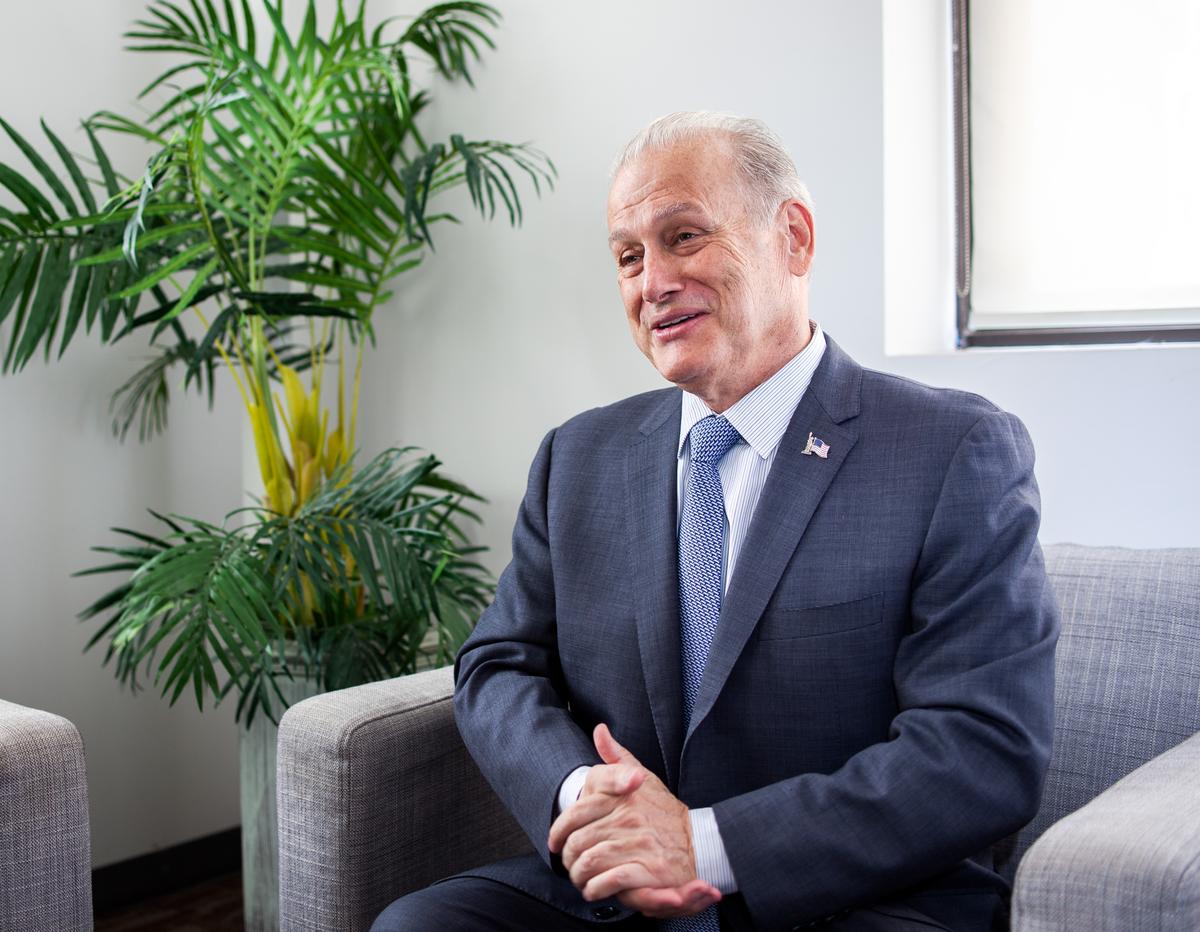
[1012,729,1200,932]
[0,699,93,932]
[277,666,531,932]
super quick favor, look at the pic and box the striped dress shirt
[677,323,827,594]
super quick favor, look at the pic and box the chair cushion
[1011,730,1200,931]
[994,544,1200,882]
[0,699,93,932]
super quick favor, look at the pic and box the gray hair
[611,111,813,222]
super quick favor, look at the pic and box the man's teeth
[657,314,696,330]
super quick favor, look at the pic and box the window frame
[952,0,1200,348]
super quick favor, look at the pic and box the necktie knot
[688,416,741,468]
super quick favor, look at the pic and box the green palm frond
[2,0,553,383]
[111,341,188,442]
[17,0,549,726]
[0,118,138,372]
[78,448,494,725]
[79,514,287,719]
[126,0,258,97]
[396,2,500,86]
[108,311,225,442]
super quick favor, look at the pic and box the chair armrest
[277,666,530,932]
[1012,730,1200,931]
[0,699,92,932]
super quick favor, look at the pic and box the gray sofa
[0,700,93,932]
[276,544,1200,931]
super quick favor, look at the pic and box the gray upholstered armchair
[1002,546,1200,931]
[0,700,93,932]
[276,545,1200,932]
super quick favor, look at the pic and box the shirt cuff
[555,765,592,817]
[689,807,738,893]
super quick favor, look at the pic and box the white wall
[359,0,891,564]
[0,3,242,866]
[359,0,1199,578]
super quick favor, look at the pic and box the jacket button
[592,905,620,920]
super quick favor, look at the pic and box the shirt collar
[678,322,827,460]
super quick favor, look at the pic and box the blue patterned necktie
[664,414,741,932]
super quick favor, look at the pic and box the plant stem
[350,331,363,453]
[193,305,253,415]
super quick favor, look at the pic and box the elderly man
[372,112,1058,932]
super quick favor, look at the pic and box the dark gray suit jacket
[454,336,1058,931]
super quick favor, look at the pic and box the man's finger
[565,835,642,889]
[618,881,722,918]
[616,886,685,915]
[678,879,722,913]
[593,722,638,766]
[580,861,659,902]
[549,800,607,854]
[584,762,645,798]
[548,781,631,854]
[560,817,620,874]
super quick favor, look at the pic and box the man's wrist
[688,808,738,894]
[555,765,592,816]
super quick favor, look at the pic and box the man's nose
[640,249,682,306]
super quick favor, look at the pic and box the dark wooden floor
[94,871,243,932]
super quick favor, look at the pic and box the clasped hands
[547,724,722,919]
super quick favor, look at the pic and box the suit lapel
[685,338,863,743]
[626,391,685,789]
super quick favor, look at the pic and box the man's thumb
[594,722,635,765]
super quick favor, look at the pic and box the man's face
[606,139,811,411]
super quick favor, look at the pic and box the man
[373,112,1058,932]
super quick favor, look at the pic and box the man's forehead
[607,201,708,244]
[607,139,741,238]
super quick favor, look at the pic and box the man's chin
[653,361,703,392]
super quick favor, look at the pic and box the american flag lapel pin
[802,432,830,458]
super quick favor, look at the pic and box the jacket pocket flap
[757,592,883,640]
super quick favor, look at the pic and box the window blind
[965,0,1200,336]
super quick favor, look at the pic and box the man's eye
[674,231,698,245]
[619,253,642,267]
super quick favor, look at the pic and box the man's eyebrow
[608,202,705,245]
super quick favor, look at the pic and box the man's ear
[782,200,814,277]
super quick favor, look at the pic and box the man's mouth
[653,313,699,331]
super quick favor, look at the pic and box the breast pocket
[756,592,883,640]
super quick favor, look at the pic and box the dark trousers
[371,877,654,932]
[370,876,965,931]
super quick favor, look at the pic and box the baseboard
[92,826,242,915]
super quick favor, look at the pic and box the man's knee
[370,876,579,932]
[370,882,467,931]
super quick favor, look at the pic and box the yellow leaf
[316,409,329,467]
[247,404,275,490]
[325,428,343,478]
[272,390,294,440]
[298,455,319,505]
[304,388,321,451]
[294,411,315,461]
[281,364,307,426]
[299,574,317,627]
[267,476,294,517]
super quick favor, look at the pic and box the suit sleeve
[712,410,1059,930]
[453,428,601,867]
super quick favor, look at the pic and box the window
[954,0,1200,347]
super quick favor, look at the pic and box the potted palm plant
[0,1,552,927]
